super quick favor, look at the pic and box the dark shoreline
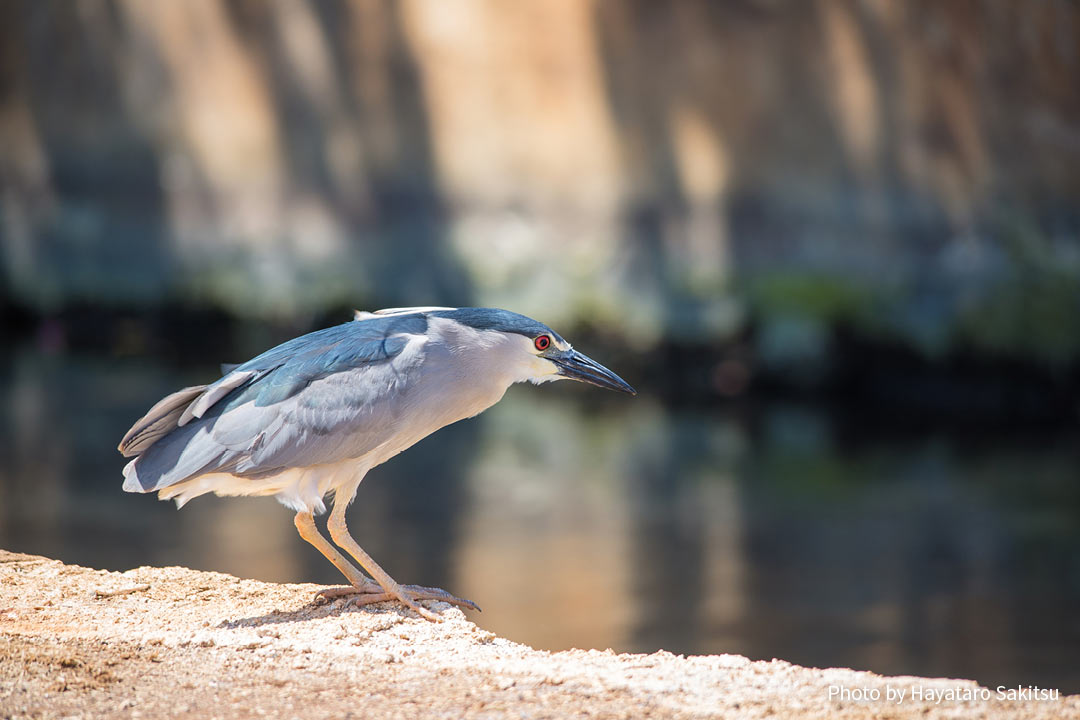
[3,298,1078,429]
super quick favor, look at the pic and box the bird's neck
[429,318,549,406]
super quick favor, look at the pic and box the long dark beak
[552,349,636,395]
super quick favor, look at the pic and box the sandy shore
[1,550,1073,719]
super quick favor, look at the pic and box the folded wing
[120,312,431,493]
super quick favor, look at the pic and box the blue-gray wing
[122,313,429,492]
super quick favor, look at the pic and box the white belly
[158,456,375,514]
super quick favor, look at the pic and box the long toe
[400,584,481,612]
[346,585,480,617]
[339,588,441,622]
[315,582,383,601]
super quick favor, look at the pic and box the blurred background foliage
[2,0,1078,386]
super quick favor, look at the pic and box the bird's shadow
[216,597,419,630]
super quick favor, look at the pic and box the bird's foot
[315,583,480,618]
[315,583,381,601]
[352,584,481,613]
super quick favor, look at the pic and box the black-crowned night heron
[119,306,635,621]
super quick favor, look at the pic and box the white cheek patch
[507,334,568,385]
[527,356,564,385]
[529,355,559,377]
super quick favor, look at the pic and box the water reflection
[1,346,1078,692]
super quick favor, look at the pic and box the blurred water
[2,344,1079,692]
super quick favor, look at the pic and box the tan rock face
[3,2,1079,333]
[1,550,1075,719]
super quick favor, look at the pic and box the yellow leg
[328,501,442,622]
[293,511,381,595]
[298,509,479,613]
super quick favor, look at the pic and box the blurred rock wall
[1,0,1078,359]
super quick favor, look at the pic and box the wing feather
[179,370,259,426]
[234,361,414,473]
[121,312,432,493]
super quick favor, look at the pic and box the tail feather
[120,377,250,496]
[121,421,232,494]
[121,458,141,492]
[118,385,206,457]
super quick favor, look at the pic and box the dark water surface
[2,345,1079,692]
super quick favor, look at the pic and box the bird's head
[414,307,636,395]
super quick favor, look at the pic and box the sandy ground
[0,550,1074,720]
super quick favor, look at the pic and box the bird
[118,306,635,621]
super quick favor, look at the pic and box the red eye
[534,335,551,351]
